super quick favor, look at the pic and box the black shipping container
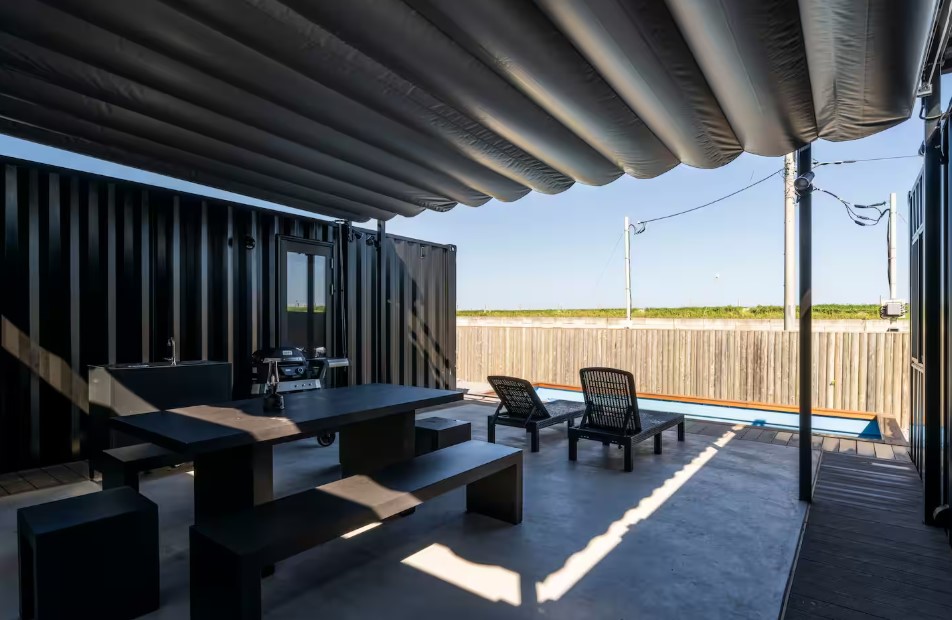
[0,157,456,473]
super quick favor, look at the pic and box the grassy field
[458,304,901,320]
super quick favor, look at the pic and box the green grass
[458,304,903,320]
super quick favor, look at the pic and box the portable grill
[250,346,349,446]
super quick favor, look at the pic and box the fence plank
[857,333,868,411]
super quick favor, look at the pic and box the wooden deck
[784,452,952,619]
[682,419,909,461]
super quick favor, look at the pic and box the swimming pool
[534,385,881,440]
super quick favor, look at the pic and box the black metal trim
[923,72,945,525]
[377,220,387,383]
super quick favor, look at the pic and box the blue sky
[389,118,923,310]
[0,95,934,311]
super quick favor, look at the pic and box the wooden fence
[456,326,911,425]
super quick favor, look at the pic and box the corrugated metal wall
[0,156,456,473]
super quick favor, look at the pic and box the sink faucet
[165,337,177,366]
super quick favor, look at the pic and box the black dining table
[111,383,462,524]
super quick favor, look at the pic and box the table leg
[338,411,415,477]
[193,444,275,576]
[192,444,273,525]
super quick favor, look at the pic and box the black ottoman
[415,417,472,456]
[18,487,159,620]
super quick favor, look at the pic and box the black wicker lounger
[569,367,685,471]
[487,376,585,452]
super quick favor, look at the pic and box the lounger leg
[654,434,662,455]
[623,441,633,472]
[467,455,523,525]
[190,528,261,620]
[529,427,540,453]
[568,433,578,461]
[678,422,685,441]
[488,416,496,444]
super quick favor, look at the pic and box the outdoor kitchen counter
[112,384,462,523]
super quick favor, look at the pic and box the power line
[813,155,920,167]
[812,186,889,227]
[627,153,917,235]
[632,169,782,233]
[592,231,625,294]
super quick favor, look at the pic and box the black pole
[335,220,350,384]
[376,219,386,384]
[798,145,813,503]
[922,71,944,525]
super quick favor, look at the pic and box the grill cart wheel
[317,433,336,447]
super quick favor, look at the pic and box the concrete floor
[0,402,811,619]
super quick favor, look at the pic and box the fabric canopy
[0,0,938,221]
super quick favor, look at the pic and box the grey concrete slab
[0,402,808,620]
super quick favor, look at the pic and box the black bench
[415,417,472,455]
[18,487,159,620]
[189,440,522,620]
[100,443,186,491]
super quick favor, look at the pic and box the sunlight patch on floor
[536,428,740,603]
[402,543,523,606]
[341,522,382,539]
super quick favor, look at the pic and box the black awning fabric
[0,0,937,221]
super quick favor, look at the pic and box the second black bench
[189,440,522,620]
[415,416,472,455]
[100,443,185,491]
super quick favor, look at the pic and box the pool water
[534,386,881,440]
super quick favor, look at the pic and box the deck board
[784,452,952,619]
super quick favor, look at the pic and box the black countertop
[91,360,231,371]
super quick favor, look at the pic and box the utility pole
[783,152,796,331]
[887,192,899,331]
[624,216,632,321]
[888,192,898,299]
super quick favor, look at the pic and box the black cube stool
[18,487,159,620]
[415,417,472,456]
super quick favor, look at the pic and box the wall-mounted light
[243,235,256,250]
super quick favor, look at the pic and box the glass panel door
[278,238,333,355]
